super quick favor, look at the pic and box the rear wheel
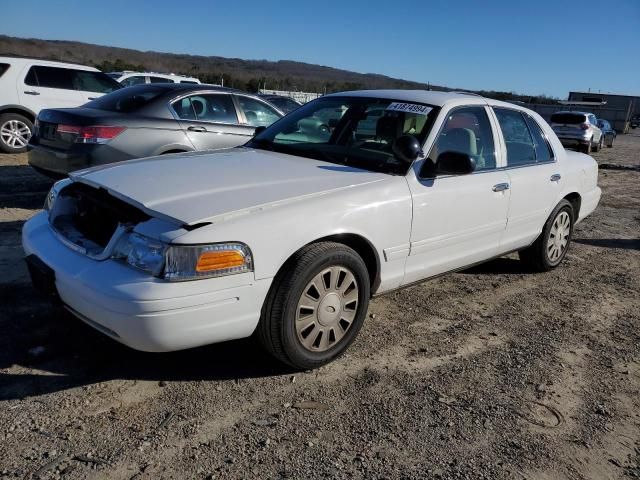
[607,135,614,148]
[580,141,592,154]
[257,242,370,369]
[0,113,33,153]
[519,200,574,272]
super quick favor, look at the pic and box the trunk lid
[36,107,124,150]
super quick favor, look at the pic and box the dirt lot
[1,134,639,480]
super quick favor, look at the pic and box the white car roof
[328,89,543,115]
[0,56,99,72]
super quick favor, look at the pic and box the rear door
[19,65,83,114]
[171,92,253,150]
[492,107,562,252]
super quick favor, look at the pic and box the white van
[108,71,201,87]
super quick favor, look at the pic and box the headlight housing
[112,233,253,282]
[164,242,253,281]
[44,178,72,212]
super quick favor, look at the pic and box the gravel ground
[0,133,639,480]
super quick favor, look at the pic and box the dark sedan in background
[28,84,284,177]
[258,94,302,113]
[597,119,616,148]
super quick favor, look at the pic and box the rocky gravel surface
[0,133,639,479]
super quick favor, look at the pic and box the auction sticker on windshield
[386,102,432,115]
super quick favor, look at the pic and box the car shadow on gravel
[573,238,640,251]
[0,165,52,210]
[0,283,293,401]
[460,257,525,275]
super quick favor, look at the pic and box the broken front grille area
[49,182,150,258]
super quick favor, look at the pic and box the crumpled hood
[71,148,388,226]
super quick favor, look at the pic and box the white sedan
[22,90,601,369]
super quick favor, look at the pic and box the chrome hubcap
[547,211,571,262]
[0,119,31,148]
[296,266,359,352]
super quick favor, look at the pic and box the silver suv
[550,111,603,154]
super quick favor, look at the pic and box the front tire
[519,200,574,272]
[0,113,33,153]
[257,242,370,369]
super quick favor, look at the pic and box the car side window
[72,70,120,93]
[493,108,536,167]
[121,76,146,87]
[26,66,74,90]
[150,76,171,83]
[524,115,554,163]
[427,106,496,172]
[236,96,281,127]
[175,94,238,124]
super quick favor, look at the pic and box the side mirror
[392,135,423,164]
[254,126,266,136]
[435,151,476,175]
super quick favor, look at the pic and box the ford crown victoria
[22,90,601,369]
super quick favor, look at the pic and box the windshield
[246,96,439,175]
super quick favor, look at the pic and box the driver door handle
[550,173,561,182]
[492,183,510,192]
[188,126,207,132]
[24,90,40,95]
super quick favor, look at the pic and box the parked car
[23,90,601,369]
[259,94,302,113]
[631,114,640,129]
[550,111,603,154]
[28,83,284,178]
[596,119,616,147]
[0,55,122,153]
[107,71,201,87]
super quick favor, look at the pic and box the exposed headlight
[164,242,253,281]
[112,232,167,276]
[44,178,72,212]
[112,234,253,282]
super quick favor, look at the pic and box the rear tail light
[579,123,589,130]
[57,125,126,144]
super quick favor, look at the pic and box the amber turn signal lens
[195,250,246,272]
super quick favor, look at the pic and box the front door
[171,92,254,150]
[403,105,510,285]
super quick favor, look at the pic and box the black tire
[0,113,33,154]
[593,136,601,152]
[580,141,592,154]
[257,241,370,369]
[519,199,574,272]
[607,135,614,148]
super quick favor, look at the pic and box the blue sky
[2,0,639,98]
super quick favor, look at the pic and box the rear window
[0,63,9,78]
[84,85,167,113]
[550,113,587,124]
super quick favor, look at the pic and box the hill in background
[0,35,558,104]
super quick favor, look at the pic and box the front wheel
[519,200,574,272]
[257,242,370,369]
